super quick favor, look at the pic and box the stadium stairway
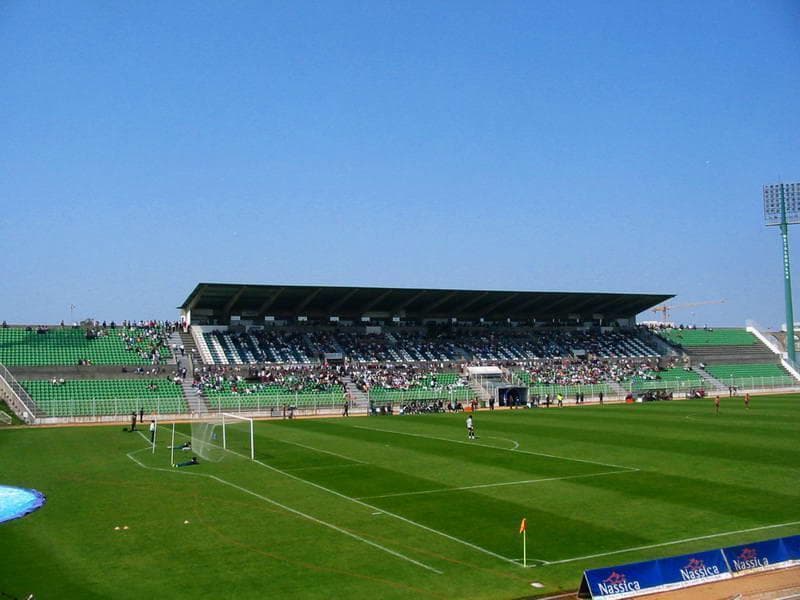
[0,362,41,422]
[341,375,368,410]
[165,332,208,414]
[607,381,629,397]
[639,329,681,357]
[692,366,726,393]
[469,378,492,403]
[182,381,209,414]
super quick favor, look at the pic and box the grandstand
[2,284,800,424]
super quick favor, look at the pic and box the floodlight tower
[763,182,800,363]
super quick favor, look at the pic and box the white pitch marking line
[135,430,151,444]
[284,463,369,472]
[272,438,368,464]
[511,558,549,565]
[546,520,800,565]
[484,436,520,449]
[349,424,637,471]
[163,425,535,567]
[125,447,442,574]
[355,469,636,501]
[241,454,522,567]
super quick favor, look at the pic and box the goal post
[221,413,255,460]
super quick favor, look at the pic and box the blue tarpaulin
[0,485,46,524]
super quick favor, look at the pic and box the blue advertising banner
[580,535,800,599]
[723,537,789,574]
[658,548,729,586]
[783,534,800,561]
[582,557,663,598]
[582,549,728,598]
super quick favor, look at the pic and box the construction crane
[651,300,726,323]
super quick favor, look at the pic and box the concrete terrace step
[692,366,727,392]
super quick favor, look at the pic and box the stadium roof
[180,283,672,322]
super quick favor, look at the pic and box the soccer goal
[188,413,255,462]
[221,413,255,460]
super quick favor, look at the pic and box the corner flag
[519,518,527,567]
[519,518,527,534]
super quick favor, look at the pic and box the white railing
[517,373,800,400]
[745,320,784,355]
[191,327,214,364]
[368,385,475,409]
[780,357,800,382]
[0,362,38,423]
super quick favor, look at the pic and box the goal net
[189,413,254,462]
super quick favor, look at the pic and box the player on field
[744,393,750,410]
[466,414,475,440]
[714,395,720,416]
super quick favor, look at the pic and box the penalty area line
[125,447,442,575]
[546,520,800,565]
[356,469,636,501]
[272,438,368,465]
[163,425,540,567]
[241,453,526,568]
[348,424,637,471]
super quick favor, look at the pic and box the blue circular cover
[0,485,46,524]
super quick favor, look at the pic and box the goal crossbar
[221,413,255,460]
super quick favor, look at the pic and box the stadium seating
[21,379,186,417]
[514,369,612,397]
[203,330,314,365]
[366,372,473,404]
[202,382,345,411]
[196,327,659,365]
[461,330,657,362]
[659,328,757,347]
[628,367,703,391]
[704,363,793,384]
[0,326,172,366]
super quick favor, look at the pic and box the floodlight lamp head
[763,182,800,227]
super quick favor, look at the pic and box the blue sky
[1,1,799,327]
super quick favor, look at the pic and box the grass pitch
[1,395,799,599]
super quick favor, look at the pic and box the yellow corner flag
[519,518,527,568]
[519,518,527,534]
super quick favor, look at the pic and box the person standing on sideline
[139,406,144,425]
[149,420,156,443]
[599,391,604,405]
[714,395,720,416]
[744,393,750,410]
[466,414,475,440]
[342,400,349,417]
[130,411,137,432]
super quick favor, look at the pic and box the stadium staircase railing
[745,320,784,355]
[745,319,800,382]
[341,375,369,409]
[690,366,726,392]
[469,374,493,403]
[0,362,40,423]
[190,327,215,364]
